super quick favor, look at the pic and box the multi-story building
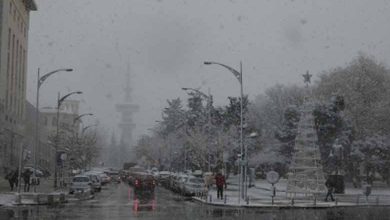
[41,100,80,136]
[0,0,37,174]
[40,100,80,182]
[24,100,54,174]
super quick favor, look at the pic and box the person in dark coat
[23,169,32,192]
[215,172,227,199]
[5,169,18,191]
[5,170,13,191]
[325,177,335,202]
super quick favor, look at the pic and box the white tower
[116,65,139,165]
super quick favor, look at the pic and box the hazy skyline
[26,0,390,141]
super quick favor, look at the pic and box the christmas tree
[286,72,326,198]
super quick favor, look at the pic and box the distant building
[0,0,37,174]
[41,100,80,137]
[115,70,139,166]
[19,99,81,177]
[39,100,80,176]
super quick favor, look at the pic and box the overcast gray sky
[26,0,390,142]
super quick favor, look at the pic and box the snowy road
[1,183,390,220]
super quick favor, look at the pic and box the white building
[0,0,37,173]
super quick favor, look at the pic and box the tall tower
[115,65,139,165]
[286,72,326,198]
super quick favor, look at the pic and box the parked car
[203,172,215,188]
[69,175,94,195]
[148,168,159,180]
[173,174,189,193]
[106,170,121,183]
[158,171,171,188]
[192,170,203,177]
[99,173,111,185]
[182,176,205,196]
[84,172,102,192]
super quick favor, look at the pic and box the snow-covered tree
[316,54,390,138]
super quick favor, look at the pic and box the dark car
[130,172,156,194]
[133,190,156,213]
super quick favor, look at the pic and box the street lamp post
[34,68,73,192]
[54,91,82,188]
[73,113,94,134]
[182,87,213,172]
[73,113,94,125]
[81,124,98,134]
[204,61,246,202]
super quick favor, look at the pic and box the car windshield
[73,177,89,182]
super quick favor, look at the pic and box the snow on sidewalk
[0,193,16,206]
[195,175,390,208]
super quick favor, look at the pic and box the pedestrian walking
[325,177,335,202]
[5,169,18,191]
[215,172,226,200]
[12,169,19,191]
[4,170,13,191]
[23,169,32,192]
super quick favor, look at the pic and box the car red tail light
[135,179,140,187]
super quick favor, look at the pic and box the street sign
[60,153,67,161]
[266,171,280,184]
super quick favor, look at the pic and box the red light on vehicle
[133,198,139,212]
[152,199,156,211]
[135,179,140,187]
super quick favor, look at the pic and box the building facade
[0,0,37,174]
[41,100,80,136]
[24,100,54,174]
[39,100,80,176]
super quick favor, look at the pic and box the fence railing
[193,193,390,207]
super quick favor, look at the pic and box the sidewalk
[193,175,390,208]
[0,177,68,206]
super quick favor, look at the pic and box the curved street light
[82,124,98,134]
[182,87,210,100]
[204,61,246,201]
[38,68,73,88]
[34,68,73,192]
[73,113,94,125]
[55,91,82,188]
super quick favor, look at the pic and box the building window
[8,28,11,50]
[15,40,19,115]
[18,44,22,90]
[10,34,15,111]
